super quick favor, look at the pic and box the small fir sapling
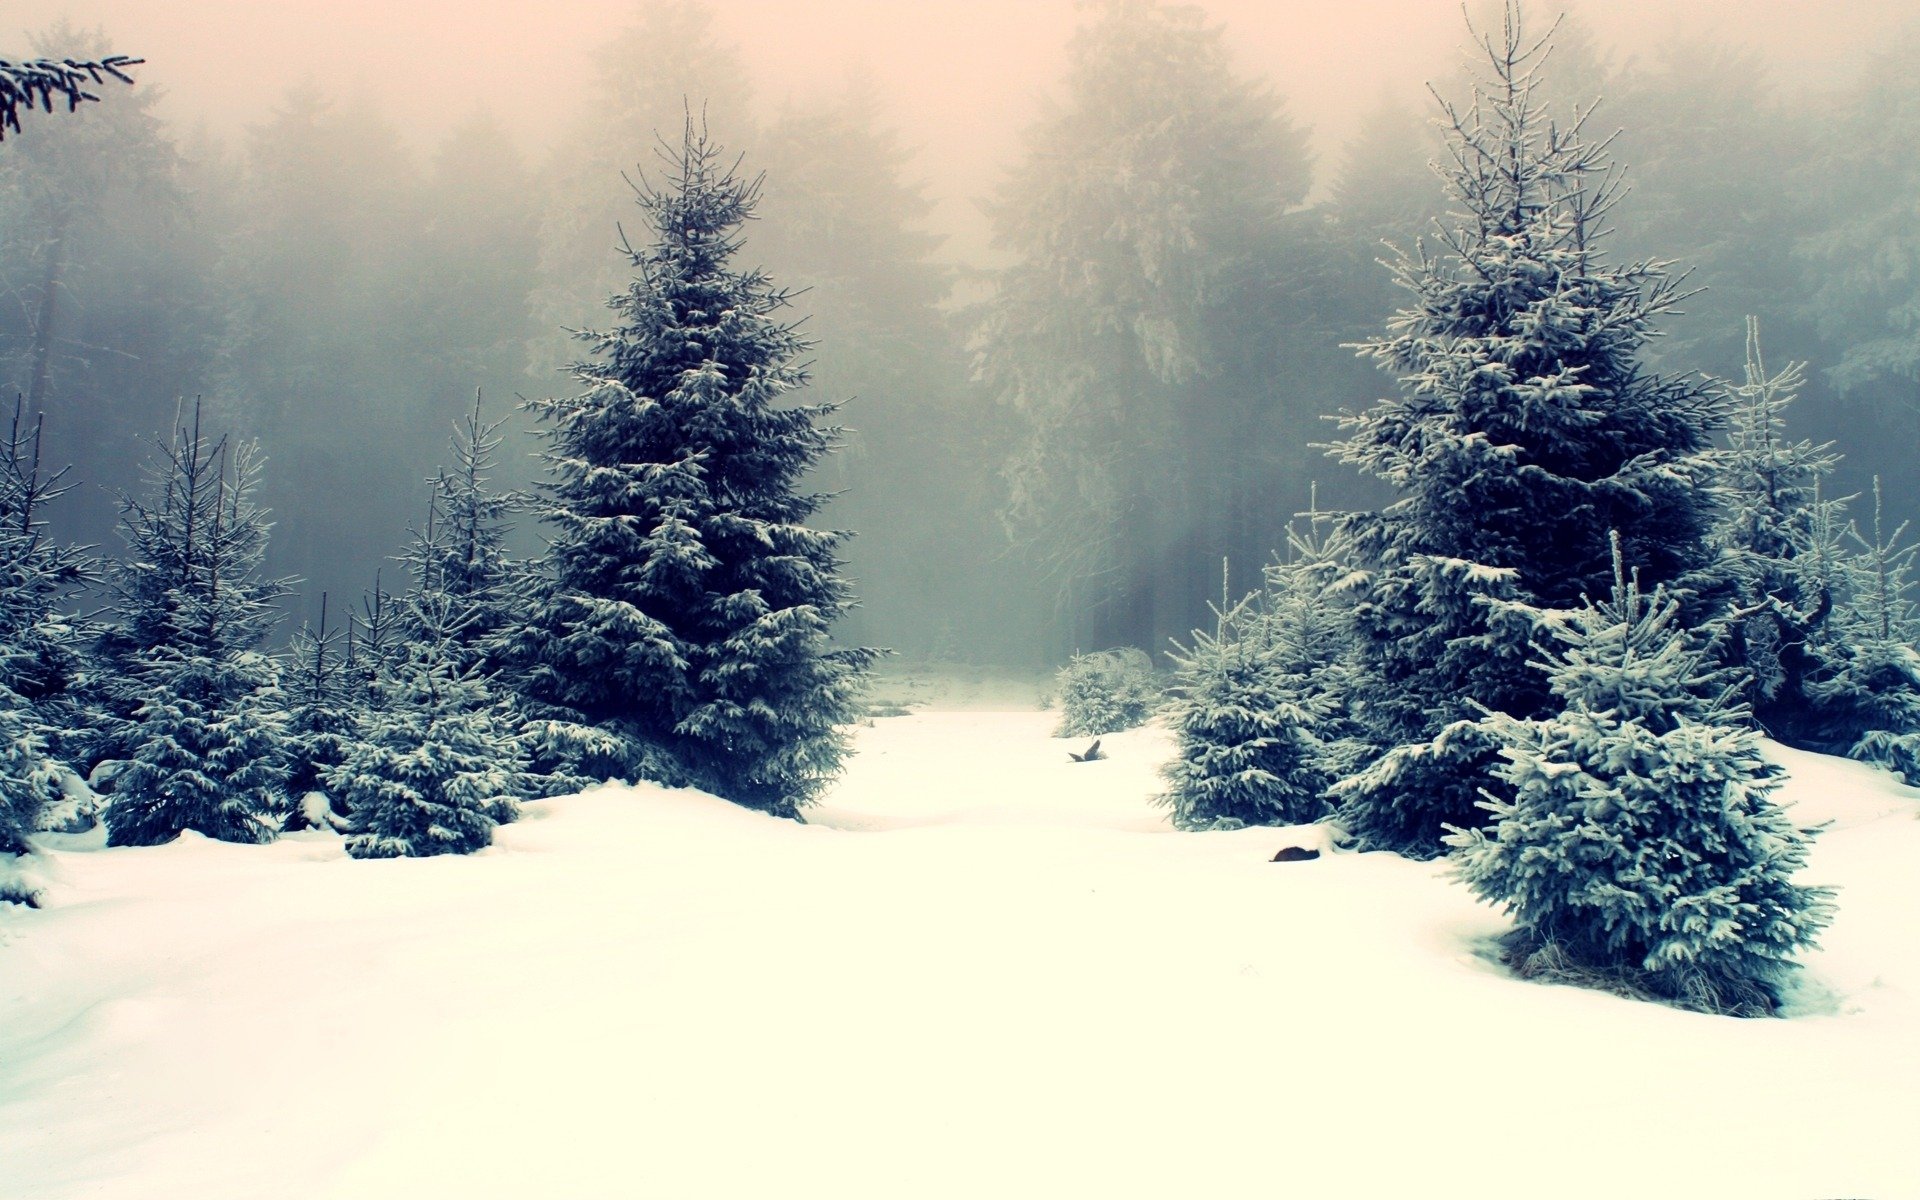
[279,593,354,831]
[347,570,400,716]
[1054,646,1160,738]
[107,649,288,846]
[101,413,293,846]
[331,592,525,860]
[1449,535,1836,1016]
[1160,511,1361,833]
[1158,569,1330,831]
[411,391,519,674]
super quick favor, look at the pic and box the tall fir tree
[2,26,213,568]
[1328,4,1720,857]
[511,119,874,817]
[99,409,291,846]
[973,0,1314,657]
[1451,537,1835,1016]
[751,75,1019,660]
[529,0,753,377]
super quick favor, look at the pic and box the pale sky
[12,1,1914,260]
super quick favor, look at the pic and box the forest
[5,0,1920,1015]
[6,4,1920,1196]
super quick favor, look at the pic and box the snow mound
[1,713,1915,1200]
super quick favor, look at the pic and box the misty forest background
[6,1,1920,666]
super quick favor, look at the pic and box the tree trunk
[26,208,70,415]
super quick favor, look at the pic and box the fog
[6,0,1920,665]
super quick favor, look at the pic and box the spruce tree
[100,411,291,846]
[332,591,523,859]
[1159,586,1325,832]
[1823,479,1920,781]
[1709,318,1851,747]
[279,594,354,830]
[1053,647,1160,739]
[1328,4,1719,857]
[408,392,518,671]
[0,402,90,901]
[1451,538,1835,1016]
[511,118,874,817]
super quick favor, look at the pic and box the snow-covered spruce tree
[1160,504,1365,834]
[406,391,519,673]
[1159,579,1323,832]
[1054,647,1160,738]
[1822,479,1920,783]
[1709,318,1851,747]
[1450,537,1835,1016]
[0,403,92,902]
[1328,5,1720,858]
[331,590,523,860]
[100,411,291,846]
[279,594,354,831]
[510,118,875,817]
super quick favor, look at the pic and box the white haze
[13,0,1915,264]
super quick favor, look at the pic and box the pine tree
[1450,537,1836,1016]
[1823,479,1920,781]
[511,119,874,817]
[974,0,1313,656]
[1054,647,1160,739]
[100,409,291,846]
[332,591,522,859]
[0,401,90,901]
[1158,586,1319,833]
[1328,4,1720,857]
[1709,318,1850,746]
[279,593,354,830]
[403,392,518,672]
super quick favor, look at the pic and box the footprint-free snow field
[2,711,1917,1199]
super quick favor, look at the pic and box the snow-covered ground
[2,710,1916,1200]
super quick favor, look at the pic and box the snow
[2,711,1917,1200]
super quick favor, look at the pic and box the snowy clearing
[3,710,1917,1200]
